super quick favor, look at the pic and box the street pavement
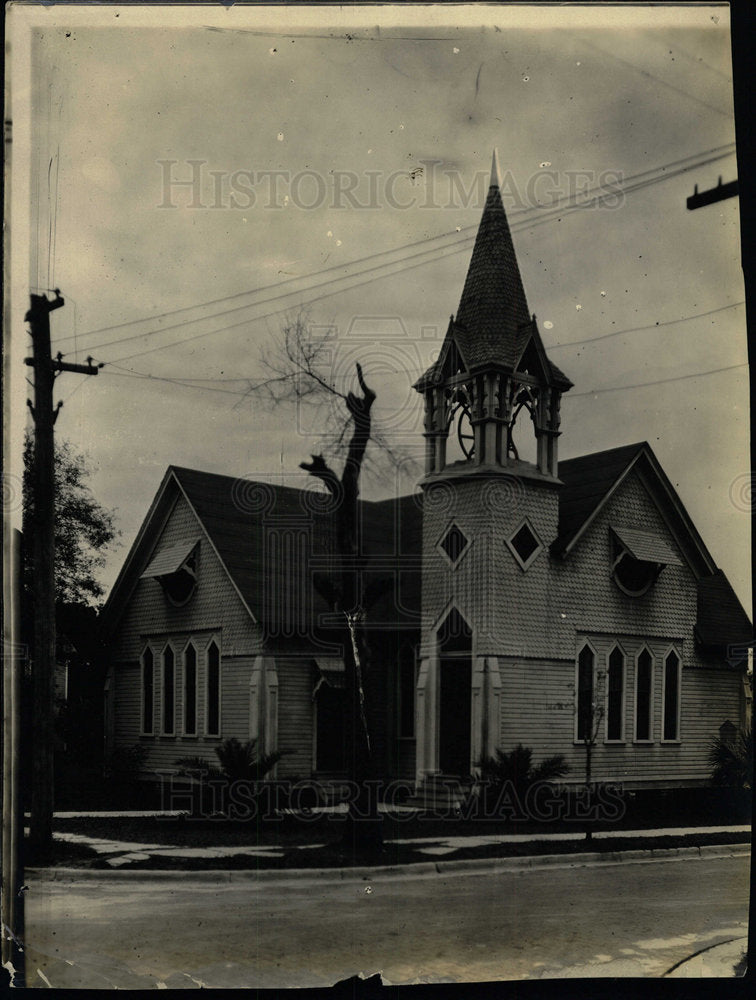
[22,849,750,988]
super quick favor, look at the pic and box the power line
[97,298,747,381]
[567,362,747,399]
[52,143,736,351]
[96,353,749,406]
[549,301,745,351]
[97,152,739,367]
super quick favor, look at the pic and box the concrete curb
[26,841,751,884]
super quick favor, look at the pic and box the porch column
[263,657,279,777]
[484,657,502,758]
[470,656,486,771]
[415,653,439,784]
[103,665,115,756]
[249,656,264,742]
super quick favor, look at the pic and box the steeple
[453,150,533,367]
[415,152,572,480]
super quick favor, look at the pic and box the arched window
[576,644,595,742]
[162,645,175,736]
[206,640,221,737]
[141,646,154,735]
[635,648,654,742]
[606,646,625,741]
[184,643,197,736]
[663,650,681,742]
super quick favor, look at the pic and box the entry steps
[404,773,476,813]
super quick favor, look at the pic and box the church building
[101,154,751,795]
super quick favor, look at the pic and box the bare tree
[578,669,606,842]
[245,312,412,852]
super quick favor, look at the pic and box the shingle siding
[109,493,263,767]
[423,466,743,788]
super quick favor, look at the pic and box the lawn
[27,824,751,872]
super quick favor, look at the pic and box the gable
[106,489,259,662]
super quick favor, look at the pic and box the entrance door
[439,656,472,775]
[315,683,347,773]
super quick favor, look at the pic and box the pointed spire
[490,147,502,189]
[453,157,531,367]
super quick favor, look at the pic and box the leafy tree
[23,431,120,607]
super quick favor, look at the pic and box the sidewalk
[29,815,751,870]
[666,936,748,977]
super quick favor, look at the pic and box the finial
[490,147,502,188]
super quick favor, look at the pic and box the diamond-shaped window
[508,521,542,570]
[439,524,469,565]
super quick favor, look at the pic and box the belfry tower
[411,151,573,783]
[415,149,572,477]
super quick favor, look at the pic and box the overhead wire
[95,150,740,367]
[96,355,748,404]
[51,142,736,352]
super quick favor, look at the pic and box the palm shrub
[175,737,286,815]
[477,744,569,819]
[707,725,753,790]
[176,737,284,782]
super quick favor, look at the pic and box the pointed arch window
[141,646,154,736]
[576,643,595,742]
[183,642,197,736]
[662,650,681,742]
[634,648,654,742]
[206,640,221,737]
[162,644,175,736]
[606,646,625,742]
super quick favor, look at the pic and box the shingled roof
[554,442,648,553]
[171,466,422,629]
[105,445,748,652]
[415,154,572,392]
[696,569,752,654]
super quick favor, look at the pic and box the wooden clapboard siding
[221,657,255,741]
[109,491,262,769]
[275,658,314,778]
[114,663,140,741]
[497,655,742,788]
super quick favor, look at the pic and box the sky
[7,4,750,611]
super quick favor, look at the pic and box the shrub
[477,744,570,818]
[175,737,285,783]
[707,725,753,791]
[174,738,288,816]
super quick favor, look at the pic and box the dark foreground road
[22,850,749,988]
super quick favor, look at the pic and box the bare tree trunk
[585,739,593,842]
[301,364,383,854]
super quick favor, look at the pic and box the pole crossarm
[687,177,738,210]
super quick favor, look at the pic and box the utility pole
[687,176,739,210]
[24,291,99,856]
